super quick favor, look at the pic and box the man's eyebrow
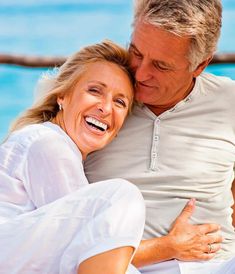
[153,59,174,68]
[130,43,174,68]
[129,43,140,53]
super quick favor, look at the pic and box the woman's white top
[0,122,88,221]
[0,122,145,273]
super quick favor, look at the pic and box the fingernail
[188,198,195,206]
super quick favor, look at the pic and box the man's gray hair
[133,0,222,70]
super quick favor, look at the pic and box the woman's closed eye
[88,86,102,95]
[115,98,127,108]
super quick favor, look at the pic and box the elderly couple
[0,0,234,273]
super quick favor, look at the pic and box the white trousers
[0,179,145,274]
[139,256,235,274]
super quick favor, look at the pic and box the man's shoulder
[199,72,235,90]
[197,73,235,104]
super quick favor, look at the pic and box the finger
[207,233,223,244]
[199,252,216,261]
[205,243,221,254]
[200,232,223,245]
[198,223,221,235]
[175,198,196,223]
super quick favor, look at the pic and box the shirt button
[155,119,160,123]
[154,136,159,141]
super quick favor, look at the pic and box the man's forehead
[130,23,191,70]
[132,23,190,53]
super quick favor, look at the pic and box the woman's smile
[57,61,133,159]
[84,116,109,135]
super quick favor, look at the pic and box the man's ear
[192,56,213,78]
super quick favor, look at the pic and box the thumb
[175,198,196,224]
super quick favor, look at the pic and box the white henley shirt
[85,73,235,261]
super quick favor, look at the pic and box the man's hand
[167,198,222,261]
[133,199,222,267]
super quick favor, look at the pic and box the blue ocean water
[0,0,234,141]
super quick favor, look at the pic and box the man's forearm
[132,237,174,267]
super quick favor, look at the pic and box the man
[85,0,235,273]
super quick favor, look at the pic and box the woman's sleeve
[23,133,88,208]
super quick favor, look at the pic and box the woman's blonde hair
[133,0,222,70]
[10,40,134,133]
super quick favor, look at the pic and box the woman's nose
[97,99,112,115]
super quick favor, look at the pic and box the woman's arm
[132,199,222,267]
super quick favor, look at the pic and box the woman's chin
[77,138,107,156]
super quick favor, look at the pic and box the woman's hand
[167,198,223,261]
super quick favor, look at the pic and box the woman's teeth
[85,117,108,131]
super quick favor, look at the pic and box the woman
[0,41,145,274]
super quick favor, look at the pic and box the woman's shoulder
[7,122,60,146]
[2,122,70,158]
[1,122,82,167]
[0,123,56,172]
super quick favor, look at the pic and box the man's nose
[134,59,152,82]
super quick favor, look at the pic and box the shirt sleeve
[23,132,89,208]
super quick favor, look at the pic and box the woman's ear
[192,56,213,78]
[57,96,65,111]
[57,95,65,105]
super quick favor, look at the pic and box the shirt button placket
[150,118,160,171]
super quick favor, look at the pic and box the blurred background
[0,0,235,141]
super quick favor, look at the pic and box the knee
[114,179,143,201]
[91,179,146,238]
[92,178,145,220]
[111,178,145,217]
[107,178,141,197]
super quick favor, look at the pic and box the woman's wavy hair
[10,40,134,133]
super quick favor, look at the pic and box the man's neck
[146,78,196,116]
[146,105,173,116]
